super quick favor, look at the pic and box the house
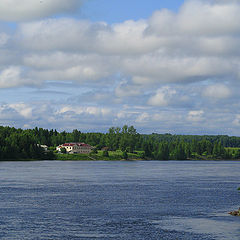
[56,143,92,154]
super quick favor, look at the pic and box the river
[0,160,239,239]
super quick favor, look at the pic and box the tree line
[0,125,240,160]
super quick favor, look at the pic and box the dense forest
[0,125,240,160]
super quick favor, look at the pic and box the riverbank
[55,151,144,161]
[55,151,240,161]
[1,157,240,161]
[1,151,240,161]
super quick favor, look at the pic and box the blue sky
[0,0,240,135]
[81,0,184,23]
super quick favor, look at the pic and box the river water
[0,161,239,239]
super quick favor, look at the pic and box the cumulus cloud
[0,102,37,127]
[0,102,114,131]
[148,87,176,106]
[0,66,34,88]
[147,0,240,36]
[203,84,231,99]
[0,104,19,120]
[135,112,150,123]
[10,0,240,88]
[57,106,111,117]
[1,0,240,134]
[233,114,240,126]
[187,110,204,122]
[22,52,117,86]
[9,103,33,118]
[0,98,238,135]
[17,18,159,55]
[0,0,84,21]
[24,52,115,83]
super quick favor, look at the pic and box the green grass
[225,147,240,155]
[225,147,240,151]
[55,150,144,161]
[56,153,92,161]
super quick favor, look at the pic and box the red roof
[62,143,75,146]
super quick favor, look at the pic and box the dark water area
[0,161,239,240]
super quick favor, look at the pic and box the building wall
[57,144,92,154]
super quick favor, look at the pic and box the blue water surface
[0,160,239,239]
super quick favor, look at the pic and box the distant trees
[122,151,128,160]
[154,142,169,160]
[0,125,239,160]
[102,150,109,157]
[0,126,55,160]
[106,125,139,153]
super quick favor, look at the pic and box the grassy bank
[2,149,240,161]
[55,150,144,161]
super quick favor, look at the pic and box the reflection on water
[0,160,239,239]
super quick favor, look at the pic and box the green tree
[234,149,240,159]
[143,142,152,158]
[172,142,187,160]
[72,129,81,142]
[60,148,67,154]
[155,142,169,160]
[122,151,128,160]
[102,150,109,157]
[213,141,226,158]
[92,148,98,154]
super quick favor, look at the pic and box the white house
[56,143,92,154]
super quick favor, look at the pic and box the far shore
[1,157,240,162]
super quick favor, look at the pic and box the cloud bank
[12,0,240,88]
[0,0,240,134]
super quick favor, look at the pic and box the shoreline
[1,158,240,162]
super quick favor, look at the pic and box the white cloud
[24,52,115,83]
[0,66,34,88]
[115,81,141,98]
[132,76,152,84]
[187,110,204,122]
[148,87,176,106]
[178,0,240,36]
[9,0,240,89]
[122,56,236,85]
[97,20,160,55]
[17,18,159,55]
[30,65,109,82]
[233,114,240,126]
[9,103,33,118]
[58,106,111,117]
[0,104,18,120]
[135,112,150,123]
[148,0,240,36]
[18,19,96,51]
[1,0,240,134]
[0,0,83,21]
[0,99,239,135]
[203,84,231,99]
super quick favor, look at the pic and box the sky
[0,0,240,135]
